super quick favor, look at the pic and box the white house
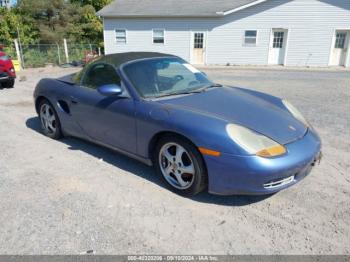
[97,0,350,67]
[0,0,11,8]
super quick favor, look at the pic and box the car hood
[158,86,307,145]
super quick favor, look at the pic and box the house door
[192,32,206,64]
[268,29,288,65]
[330,31,350,66]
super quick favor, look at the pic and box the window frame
[80,62,122,90]
[152,28,165,45]
[193,32,205,49]
[272,31,285,49]
[243,30,258,47]
[115,28,127,44]
[335,33,346,49]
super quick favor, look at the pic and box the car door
[69,63,137,154]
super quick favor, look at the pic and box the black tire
[38,99,63,140]
[154,135,207,196]
[4,79,14,88]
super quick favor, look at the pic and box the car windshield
[0,55,10,61]
[123,57,214,98]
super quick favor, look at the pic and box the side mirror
[97,84,123,96]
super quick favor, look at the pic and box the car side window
[82,63,121,89]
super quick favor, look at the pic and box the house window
[244,30,257,45]
[273,31,285,48]
[194,33,204,48]
[115,29,126,44]
[153,29,165,44]
[335,33,346,49]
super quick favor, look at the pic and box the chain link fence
[3,44,16,58]
[5,42,100,68]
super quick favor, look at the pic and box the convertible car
[34,52,322,196]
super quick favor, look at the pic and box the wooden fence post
[14,39,23,69]
[64,39,69,64]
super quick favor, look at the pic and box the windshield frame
[120,56,214,100]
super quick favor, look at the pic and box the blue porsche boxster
[34,52,322,196]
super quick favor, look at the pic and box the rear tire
[38,99,62,140]
[154,135,207,196]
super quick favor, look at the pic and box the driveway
[0,66,349,254]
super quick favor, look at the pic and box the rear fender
[34,78,87,138]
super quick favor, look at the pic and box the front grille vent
[263,175,295,189]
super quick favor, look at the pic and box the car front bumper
[205,129,322,195]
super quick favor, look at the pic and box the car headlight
[282,100,309,127]
[226,124,286,158]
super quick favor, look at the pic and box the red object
[82,50,99,65]
[0,51,16,88]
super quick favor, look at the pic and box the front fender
[135,100,245,159]
[167,107,247,155]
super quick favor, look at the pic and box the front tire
[3,79,14,88]
[38,99,62,140]
[154,135,207,196]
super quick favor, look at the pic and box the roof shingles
[97,0,263,17]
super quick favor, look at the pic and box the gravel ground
[0,66,349,255]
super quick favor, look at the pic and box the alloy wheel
[40,103,57,134]
[159,142,195,190]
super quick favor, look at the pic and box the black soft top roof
[59,52,178,85]
[94,52,177,68]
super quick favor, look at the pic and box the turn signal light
[199,147,221,157]
[256,145,286,158]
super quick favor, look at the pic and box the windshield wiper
[153,83,223,98]
[195,83,223,93]
[154,90,201,98]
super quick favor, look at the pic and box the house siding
[102,0,350,67]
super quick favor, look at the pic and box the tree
[0,6,38,46]
[69,0,112,46]
[78,5,104,45]
[70,0,112,12]
[1,0,111,46]
[17,0,76,43]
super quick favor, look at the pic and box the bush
[3,47,16,59]
[22,49,47,68]
[46,49,60,65]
